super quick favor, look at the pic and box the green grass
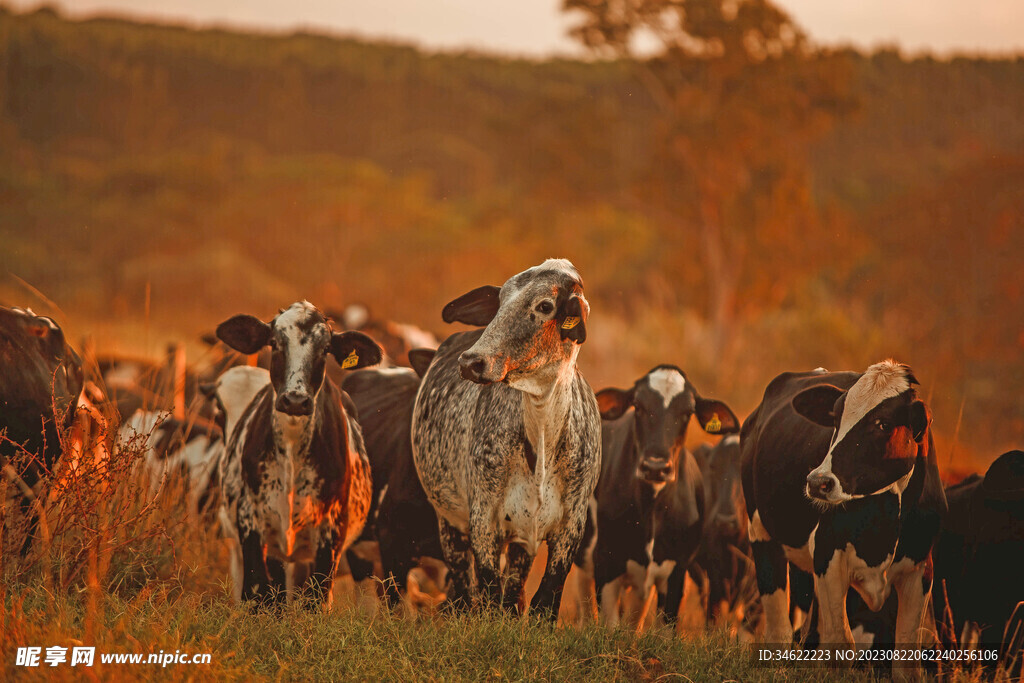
[2,579,882,682]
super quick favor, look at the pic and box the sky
[6,0,1024,57]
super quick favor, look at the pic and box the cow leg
[501,542,533,614]
[239,529,273,604]
[657,563,686,626]
[812,547,854,646]
[750,536,792,644]
[574,560,598,625]
[305,535,337,608]
[891,557,931,646]
[530,534,580,621]
[266,557,287,606]
[437,518,473,611]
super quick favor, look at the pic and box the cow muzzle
[458,351,505,384]
[806,470,846,503]
[276,390,313,416]
[639,458,675,485]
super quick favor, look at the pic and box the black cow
[693,434,754,626]
[341,354,444,608]
[214,301,381,606]
[411,259,602,619]
[0,306,83,553]
[933,449,1024,655]
[742,361,946,648]
[574,366,740,628]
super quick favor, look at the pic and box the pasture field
[4,579,879,683]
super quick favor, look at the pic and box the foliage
[0,5,1021,462]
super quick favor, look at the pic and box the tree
[563,0,854,365]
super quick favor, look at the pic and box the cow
[573,366,740,628]
[341,354,444,608]
[693,433,755,627]
[933,449,1024,656]
[332,303,439,369]
[121,410,223,521]
[199,366,271,442]
[741,361,946,649]
[411,259,601,619]
[213,301,381,607]
[0,306,84,553]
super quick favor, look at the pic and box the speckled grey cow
[214,301,381,608]
[411,259,602,619]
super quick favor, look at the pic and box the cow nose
[458,352,489,383]
[806,472,835,499]
[640,458,672,480]
[276,391,312,416]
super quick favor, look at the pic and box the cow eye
[535,301,554,315]
[874,418,889,431]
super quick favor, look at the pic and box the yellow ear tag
[561,316,580,330]
[341,350,359,369]
[705,413,722,434]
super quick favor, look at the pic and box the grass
[0,373,1007,682]
[2,578,885,682]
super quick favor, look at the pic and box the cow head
[701,435,746,541]
[793,360,930,505]
[595,366,740,490]
[442,259,589,396]
[0,306,84,428]
[216,302,381,419]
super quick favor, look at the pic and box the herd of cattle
[2,258,1022,671]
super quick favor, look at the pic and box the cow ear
[557,293,588,343]
[792,384,845,427]
[695,398,740,435]
[595,387,633,420]
[216,315,271,355]
[408,348,436,378]
[442,285,501,326]
[330,331,383,370]
[908,399,931,443]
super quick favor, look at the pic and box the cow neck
[271,400,316,464]
[521,359,575,478]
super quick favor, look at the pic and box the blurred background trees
[563,0,855,369]
[0,5,1021,468]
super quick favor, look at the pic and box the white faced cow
[215,302,381,607]
[411,259,602,618]
[573,366,740,628]
[741,360,946,649]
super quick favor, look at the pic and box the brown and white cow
[214,301,381,607]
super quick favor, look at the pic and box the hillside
[0,5,1021,463]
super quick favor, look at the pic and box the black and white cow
[411,259,601,618]
[200,366,271,443]
[573,366,740,627]
[214,301,381,606]
[341,359,444,608]
[121,410,223,521]
[0,306,84,553]
[933,449,1024,654]
[742,361,946,647]
[693,433,755,626]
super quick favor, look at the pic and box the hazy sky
[7,0,1024,57]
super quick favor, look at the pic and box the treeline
[0,6,1021,463]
